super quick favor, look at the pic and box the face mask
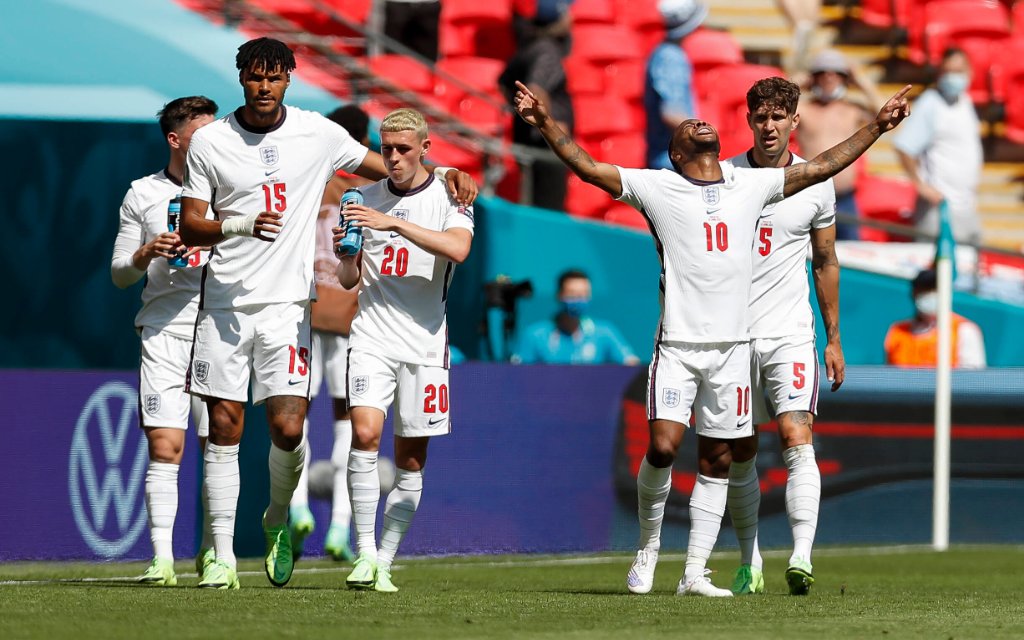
[937,73,969,100]
[811,83,846,103]
[914,291,938,317]
[559,298,589,318]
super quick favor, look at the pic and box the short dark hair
[942,46,968,64]
[157,96,218,137]
[327,104,370,142]
[236,37,296,74]
[746,77,801,116]
[912,269,938,292]
[557,269,589,292]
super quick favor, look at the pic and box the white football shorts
[750,335,819,424]
[187,301,312,405]
[139,327,209,437]
[310,330,349,400]
[646,339,754,439]
[347,348,451,438]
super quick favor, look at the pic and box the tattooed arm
[810,223,845,391]
[512,81,624,197]
[784,85,912,199]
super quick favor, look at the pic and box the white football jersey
[616,165,785,343]
[183,106,369,308]
[728,151,836,339]
[349,175,474,367]
[112,169,211,339]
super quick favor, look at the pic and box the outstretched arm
[513,81,623,198]
[354,151,479,207]
[810,223,844,391]
[784,85,912,198]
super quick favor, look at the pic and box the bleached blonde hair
[380,108,428,140]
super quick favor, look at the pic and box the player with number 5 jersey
[335,108,473,594]
[179,38,477,591]
[512,77,911,596]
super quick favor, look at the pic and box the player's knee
[646,441,677,468]
[777,411,813,449]
[147,434,184,463]
[698,448,732,478]
[351,423,381,451]
[730,434,759,463]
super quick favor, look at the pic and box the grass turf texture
[2,547,1023,639]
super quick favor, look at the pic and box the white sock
[331,419,353,526]
[199,444,213,552]
[728,456,763,570]
[204,443,240,567]
[784,444,821,564]
[266,439,307,527]
[145,461,179,561]
[290,419,311,509]
[348,448,380,559]
[684,474,729,580]
[377,468,423,570]
[636,457,672,551]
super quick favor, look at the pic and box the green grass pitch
[2,547,1023,639]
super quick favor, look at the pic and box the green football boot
[786,558,815,596]
[139,557,177,586]
[195,547,215,576]
[198,559,240,590]
[374,565,399,593]
[731,564,765,595]
[324,523,355,562]
[288,505,315,560]
[346,552,377,590]
[263,509,295,587]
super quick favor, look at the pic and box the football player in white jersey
[111,96,218,586]
[333,108,474,593]
[513,79,909,596]
[179,38,477,590]
[289,105,373,563]
[718,77,845,596]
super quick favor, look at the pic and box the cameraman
[511,269,640,365]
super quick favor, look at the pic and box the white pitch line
[1,544,1016,586]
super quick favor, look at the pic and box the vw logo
[68,381,148,558]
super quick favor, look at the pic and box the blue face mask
[559,298,589,318]
[937,72,969,100]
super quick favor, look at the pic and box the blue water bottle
[166,194,188,268]
[337,187,364,256]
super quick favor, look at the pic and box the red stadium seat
[428,137,483,179]
[682,28,744,74]
[435,57,505,99]
[572,25,644,63]
[368,54,435,95]
[571,0,616,24]
[249,0,336,34]
[859,0,915,28]
[908,0,1010,65]
[604,59,645,100]
[564,56,606,95]
[565,173,612,217]
[854,175,917,242]
[695,63,784,157]
[612,0,665,55]
[603,203,650,231]
[441,0,513,24]
[321,0,372,23]
[993,39,1024,142]
[573,96,638,138]
[592,132,647,169]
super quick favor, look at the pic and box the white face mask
[915,291,938,317]
[937,72,969,100]
[811,83,847,103]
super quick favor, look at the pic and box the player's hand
[343,203,395,232]
[253,211,283,242]
[874,85,912,133]
[513,81,550,128]
[146,232,183,259]
[917,183,945,206]
[825,340,846,392]
[445,169,478,207]
[181,245,209,260]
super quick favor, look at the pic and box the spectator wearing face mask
[796,49,882,241]
[894,47,983,245]
[511,269,640,365]
[884,268,986,368]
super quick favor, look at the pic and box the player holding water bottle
[334,108,474,593]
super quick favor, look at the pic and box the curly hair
[745,77,801,115]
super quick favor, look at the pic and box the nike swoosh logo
[788,393,800,400]
[265,168,280,176]
[428,417,447,426]
[706,208,721,215]
[287,379,305,386]
[389,232,400,238]
[737,419,751,429]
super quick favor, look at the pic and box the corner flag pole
[932,201,955,552]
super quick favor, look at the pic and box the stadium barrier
[2,364,1022,562]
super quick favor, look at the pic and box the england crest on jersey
[259,146,279,166]
[701,186,720,206]
[662,388,681,408]
[392,209,409,221]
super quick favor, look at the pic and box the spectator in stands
[644,0,707,170]
[512,269,640,365]
[500,3,575,210]
[797,49,882,240]
[775,0,820,72]
[383,0,441,61]
[884,268,986,368]
[893,47,983,245]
